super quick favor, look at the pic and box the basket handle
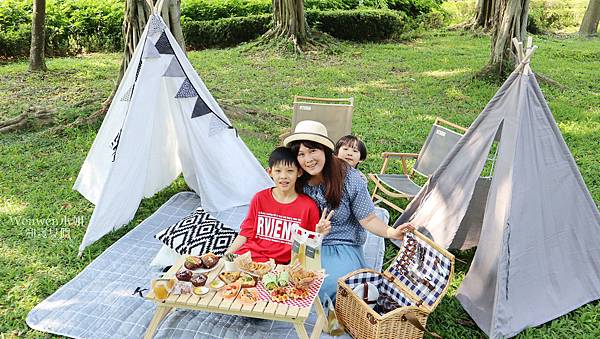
[402,312,442,339]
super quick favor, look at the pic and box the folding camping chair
[369,117,467,213]
[280,96,354,144]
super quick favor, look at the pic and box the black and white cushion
[155,208,237,256]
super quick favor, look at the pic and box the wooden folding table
[144,258,327,339]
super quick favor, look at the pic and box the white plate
[193,286,210,295]
[352,283,379,309]
[190,258,222,274]
[209,279,225,290]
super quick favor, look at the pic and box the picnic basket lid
[384,230,454,312]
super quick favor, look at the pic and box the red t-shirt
[235,188,320,264]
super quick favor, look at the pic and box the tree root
[65,93,114,129]
[0,113,28,133]
[474,61,514,82]
[246,30,339,57]
[535,73,566,90]
[0,107,56,134]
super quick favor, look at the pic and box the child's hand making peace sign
[316,208,334,236]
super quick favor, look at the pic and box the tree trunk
[483,0,530,78]
[117,0,185,85]
[29,0,47,72]
[473,0,498,30]
[579,0,600,36]
[263,0,309,53]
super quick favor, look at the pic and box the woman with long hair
[284,120,413,301]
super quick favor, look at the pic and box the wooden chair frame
[369,117,467,213]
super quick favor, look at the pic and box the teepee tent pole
[156,0,167,13]
[511,38,521,62]
[522,45,538,64]
[145,0,154,13]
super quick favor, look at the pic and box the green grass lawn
[0,30,599,337]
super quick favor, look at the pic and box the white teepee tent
[395,38,600,338]
[74,6,272,255]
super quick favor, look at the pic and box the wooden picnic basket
[336,230,454,339]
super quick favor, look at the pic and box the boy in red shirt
[226,147,323,264]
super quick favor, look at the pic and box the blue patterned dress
[303,167,376,302]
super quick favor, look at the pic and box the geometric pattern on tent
[110,129,122,162]
[175,78,198,98]
[120,85,134,102]
[135,60,143,82]
[148,14,166,35]
[143,39,160,59]
[155,32,175,55]
[163,57,185,77]
[209,114,231,136]
[191,97,214,119]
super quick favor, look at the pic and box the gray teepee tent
[395,38,600,338]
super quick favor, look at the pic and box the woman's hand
[386,222,415,240]
[360,213,414,239]
[316,208,334,236]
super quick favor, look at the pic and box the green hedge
[0,0,426,57]
[183,14,271,49]
[181,0,271,23]
[0,24,30,58]
[309,9,405,41]
[183,9,405,50]
[181,0,440,22]
[0,0,122,57]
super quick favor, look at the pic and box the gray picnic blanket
[27,192,386,338]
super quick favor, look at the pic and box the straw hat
[283,120,334,151]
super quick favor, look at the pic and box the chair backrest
[292,96,354,144]
[413,121,464,177]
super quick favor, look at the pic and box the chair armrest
[435,117,468,133]
[379,152,418,176]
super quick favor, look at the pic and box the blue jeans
[319,244,367,303]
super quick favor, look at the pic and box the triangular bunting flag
[147,14,165,35]
[142,39,160,59]
[135,60,143,82]
[155,32,175,55]
[191,96,214,119]
[120,86,133,102]
[175,78,198,98]
[163,57,185,77]
[208,115,230,136]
